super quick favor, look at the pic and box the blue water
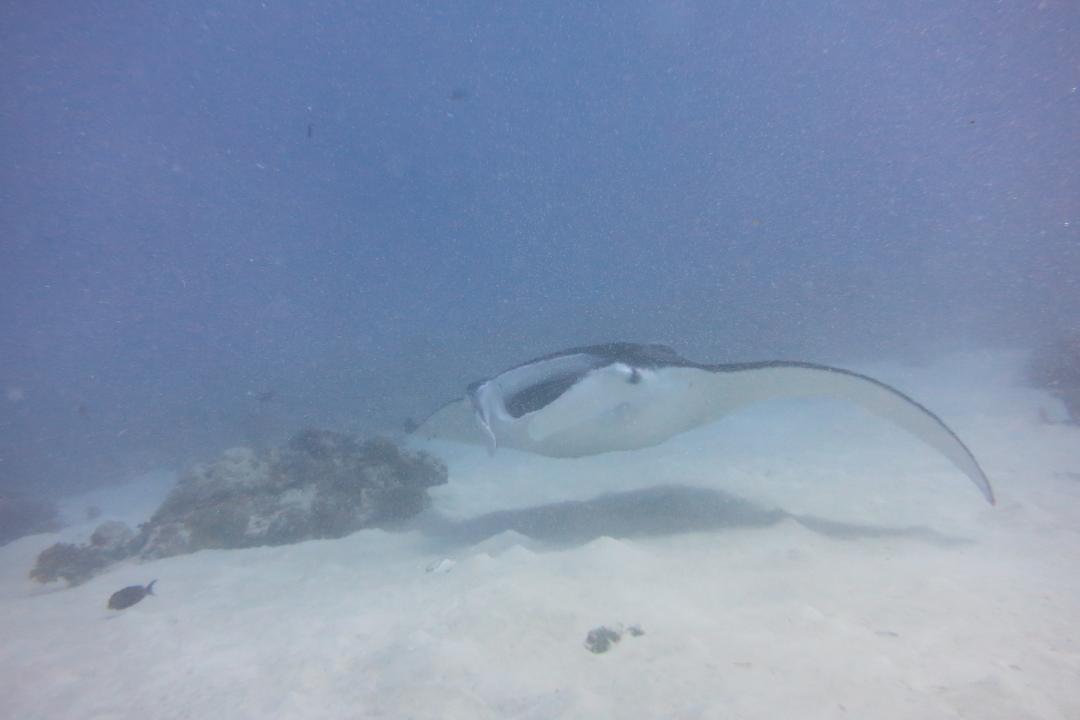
[1,2,1077,498]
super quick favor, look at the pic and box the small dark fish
[402,417,419,433]
[257,390,277,403]
[307,123,314,138]
[448,87,470,102]
[76,403,90,419]
[108,580,156,610]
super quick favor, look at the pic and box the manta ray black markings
[417,342,995,505]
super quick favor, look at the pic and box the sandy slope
[1,352,1078,720]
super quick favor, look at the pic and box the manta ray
[414,343,995,505]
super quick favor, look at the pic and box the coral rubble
[29,520,135,586]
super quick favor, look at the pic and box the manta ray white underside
[414,343,995,505]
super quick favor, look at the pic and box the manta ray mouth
[503,373,587,418]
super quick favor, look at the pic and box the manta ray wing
[694,362,994,504]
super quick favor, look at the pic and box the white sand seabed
[1,351,1079,719]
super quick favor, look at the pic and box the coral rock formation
[30,430,448,585]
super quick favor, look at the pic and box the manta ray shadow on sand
[409,484,970,550]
